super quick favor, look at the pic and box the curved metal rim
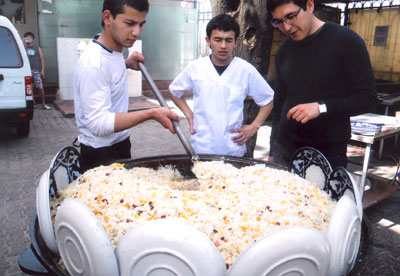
[121,154,287,169]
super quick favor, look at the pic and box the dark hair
[101,0,149,27]
[267,0,307,13]
[206,14,240,39]
[24,31,35,39]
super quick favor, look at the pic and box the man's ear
[306,0,315,12]
[234,37,240,48]
[102,10,112,27]
[205,36,211,47]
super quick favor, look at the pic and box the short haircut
[101,0,149,27]
[267,0,308,13]
[206,14,240,39]
[24,32,35,39]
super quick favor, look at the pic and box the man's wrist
[251,122,261,130]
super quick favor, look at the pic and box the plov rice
[51,161,336,268]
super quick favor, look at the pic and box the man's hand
[287,102,320,124]
[152,107,180,134]
[188,116,196,134]
[41,70,45,79]
[125,51,144,71]
[231,124,258,146]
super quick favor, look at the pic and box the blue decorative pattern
[289,147,333,190]
[49,146,81,199]
[289,147,356,201]
[327,167,355,201]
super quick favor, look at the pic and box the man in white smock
[169,14,274,157]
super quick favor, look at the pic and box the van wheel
[17,121,30,137]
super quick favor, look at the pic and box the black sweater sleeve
[324,30,378,116]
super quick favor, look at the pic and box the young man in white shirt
[169,14,274,157]
[74,0,179,172]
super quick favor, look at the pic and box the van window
[0,26,23,68]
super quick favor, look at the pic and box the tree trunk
[211,0,275,158]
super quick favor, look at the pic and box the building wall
[1,0,38,43]
[348,8,400,82]
[36,0,103,83]
[141,0,198,80]
[23,0,198,84]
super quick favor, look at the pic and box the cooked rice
[51,161,336,267]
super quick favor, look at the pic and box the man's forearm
[250,101,273,129]
[169,91,193,120]
[114,109,155,132]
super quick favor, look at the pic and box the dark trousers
[79,138,131,173]
[273,136,348,169]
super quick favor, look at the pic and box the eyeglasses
[271,7,302,28]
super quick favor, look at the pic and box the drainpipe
[35,0,40,46]
[343,0,350,27]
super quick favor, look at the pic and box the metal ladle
[138,62,200,162]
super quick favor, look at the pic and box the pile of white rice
[51,161,336,268]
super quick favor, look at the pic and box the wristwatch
[318,101,327,114]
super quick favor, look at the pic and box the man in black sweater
[268,0,378,168]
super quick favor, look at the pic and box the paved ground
[0,102,399,275]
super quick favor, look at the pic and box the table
[377,92,400,158]
[378,92,400,115]
[350,113,400,192]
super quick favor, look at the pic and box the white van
[0,15,33,137]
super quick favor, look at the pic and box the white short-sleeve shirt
[73,40,130,148]
[169,56,274,156]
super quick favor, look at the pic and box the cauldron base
[19,248,49,275]
[20,211,67,276]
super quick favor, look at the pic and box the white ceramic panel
[127,40,142,97]
[56,38,86,100]
[67,88,73,101]
[57,38,142,100]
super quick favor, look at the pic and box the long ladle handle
[138,62,199,161]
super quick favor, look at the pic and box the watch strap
[318,101,327,114]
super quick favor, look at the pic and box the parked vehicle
[0,15,33,137]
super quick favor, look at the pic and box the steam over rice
[51,161,336,267]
